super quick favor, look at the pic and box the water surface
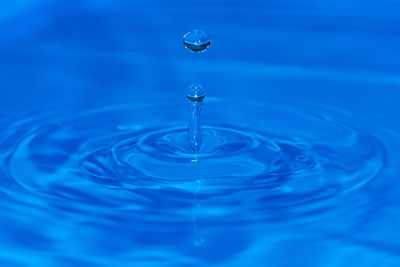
[0,1,400,266]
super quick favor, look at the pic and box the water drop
[183,29,211,52]
[187,84,206,102]
[187,84,205,153]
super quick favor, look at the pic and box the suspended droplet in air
[183,29,211,53]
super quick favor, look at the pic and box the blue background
[0,0,400,266]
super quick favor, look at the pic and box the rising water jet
[183,30,211,153]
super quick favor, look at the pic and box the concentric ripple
[0,100,387,224]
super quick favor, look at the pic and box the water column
[187,84,206,153]
[183,29,211,154]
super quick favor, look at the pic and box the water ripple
[0,100,387,228]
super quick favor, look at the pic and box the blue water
[1,1,400,266]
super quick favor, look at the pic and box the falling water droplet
[183,30,211,53]
[187,84,205,153]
